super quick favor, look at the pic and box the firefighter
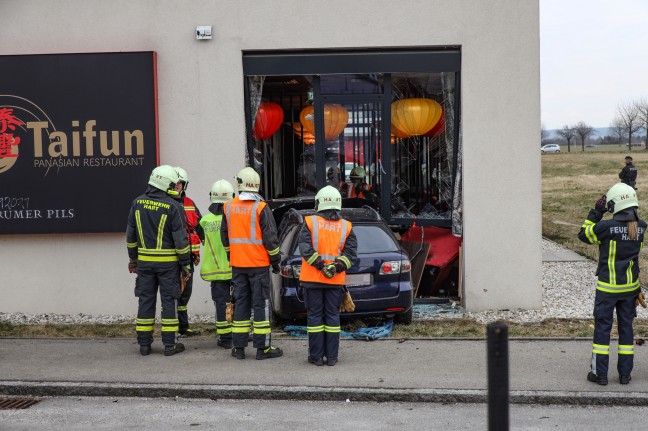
[340,166,377,201]
[578,183,647,385]
[199,179,236,349]
[174,167,203,337]
[126,165,191,356]
[298,185,357,366]
[619,156,638,190]
[220,167,283,360]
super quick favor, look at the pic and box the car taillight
[379,259,411,275]
[280,265,301,278]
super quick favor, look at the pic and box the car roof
[282,206,384,226]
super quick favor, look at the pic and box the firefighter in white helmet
[340,166,377,201]
[199,180,236,348]
[298,185,357,366]
[578,183,647,385]
[220,167,284,360]
[126,165,191,356]
[173,167,204,337]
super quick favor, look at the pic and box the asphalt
[2,247,639,406]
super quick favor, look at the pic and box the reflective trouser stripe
[324,325,341,333]
[592,343,610,355]
[232,320,252,333]
[618,344,634,355]
[161,318,179,332]
[136,318,155,332]
[216,321,232,335]
[253,320,271,335]
[307,325,325,333]
[177,305,188,312]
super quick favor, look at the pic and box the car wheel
[395,307,413,325]
[541,150,545,154]
[556,150,560,153]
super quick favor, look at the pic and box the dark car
[269,205,414,325]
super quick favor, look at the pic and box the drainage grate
[0,398,40,410]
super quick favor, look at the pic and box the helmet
[235,167,260,192]
[606,183,638,214]
[315,185,342,211]
[210,179,235,203]
[175,167,189,191]
[350,166,366,180]
[327,166,340,180]
[148,165,179,194]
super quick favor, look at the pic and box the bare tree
[615,102,642,151]
[556,125,576,152]
[611,118,625,146]
[574,121,594,152]
[634,98,648,150]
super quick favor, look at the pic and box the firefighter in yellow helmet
[578,183,647,385]
[199,180,236,348]
[126,165,191,356]
[220,167,283,360]
[298,185,357,366]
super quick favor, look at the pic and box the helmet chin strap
[167,188,179,197]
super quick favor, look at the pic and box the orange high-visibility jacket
[341,182,373,199]
[224,197,270,267]
[299,215,352,285]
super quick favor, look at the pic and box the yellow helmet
[606,183,639,214]
[315,185,342,211]
[235,167,261,192]
[148,165,179,195]
[210,179,235,203]
[350,166,366,180]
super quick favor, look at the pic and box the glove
[313,259,325,271]
[192,254,200,265]
[128,259,137,274]
[182,264,193,278]
[636,292,647,308]
[334,260,346,273]
[595,195,607,213]
[322,263,337,279]
[272,264,281,274]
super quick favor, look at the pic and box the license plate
[345,273,372,287]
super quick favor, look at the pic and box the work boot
[164,343,185,356]
[620,375,632,385]
[217,338,233,349]
[587,371,608,386]
[256,346,283,360]
[327,357,338,367]
[308,356,324,366]
[179,328,199,337]
[231,347,245,359]
[139,344,151,356]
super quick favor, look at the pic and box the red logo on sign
[0,108,24,159]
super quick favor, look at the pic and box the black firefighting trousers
[591,290,637,378]
[231,267,272,349]
[211,279,232,343]
[134,262,181,347]
[304,286,343,360]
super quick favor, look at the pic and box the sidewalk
[1,337,647,405]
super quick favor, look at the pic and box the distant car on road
[541,144,561,154]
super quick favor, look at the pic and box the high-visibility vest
[199,213,231,281]
[182,196,201,255]
[342,183,372,199]
[299,215,352,285]
[224,197,270,267]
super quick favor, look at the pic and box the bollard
[487,321,509,431]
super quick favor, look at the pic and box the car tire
[541,150,545,154]
[395,307,413,325]
[556,150,560,153]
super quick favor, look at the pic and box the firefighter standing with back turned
[221,167,284,360]
[578,183,647,385]
[199,179,236,349]
[126,165,192,356]
[298,185,357,366]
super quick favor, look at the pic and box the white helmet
[235,167,260,192]
[210,179,235,203]
[149,165,180,195]
[606,183,639,214]
[315,185,342,211]
[175,167,189,191]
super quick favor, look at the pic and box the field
[541,147,648,285]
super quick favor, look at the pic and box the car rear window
[292,224,399,255]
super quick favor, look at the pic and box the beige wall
[0,0,541,314]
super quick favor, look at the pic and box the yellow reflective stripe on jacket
[306,252,319,265]
[176,245,190,254]
[139,248,176,255]
[135,210,146,248]
[596,280,639,294]
[607,241,617,284]
[138,255,179,262]
[267,246,280,256]
[156,214,167,249]
[627,260,634,284]
[581,220,599,244]
[592,343,609,355]
[191,244,201,252]
[618,344,634,355]
[338,255,352,269]
[127,242,137,249]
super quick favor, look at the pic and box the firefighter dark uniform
[199,179,236,349]
[126,165,191,356]
[220,167,283,360]
[578,183,646,385]
[177,193,203,335]
[298,186,358,366]
[619,157,637,189]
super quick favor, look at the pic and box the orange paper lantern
[292,123,316,145]
[299,104,349,140]
[423,109,445,137]
[253,102,284,139]
[391,98,442,136]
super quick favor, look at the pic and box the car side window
[282,226,299,255]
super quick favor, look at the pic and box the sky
[540,0,648,130]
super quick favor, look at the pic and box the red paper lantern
[423,110,445,137]
[253,102,284,139]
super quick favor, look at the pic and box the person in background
[221,167,283,360]
[340,166,377,202]
[126,165,191,356]
[619,156,637,190]
[199,179,236,349]
[174,167,203,337]
[578,183,646,385]
[298,185,357,366]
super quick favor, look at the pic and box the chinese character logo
[0,107,25,173]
